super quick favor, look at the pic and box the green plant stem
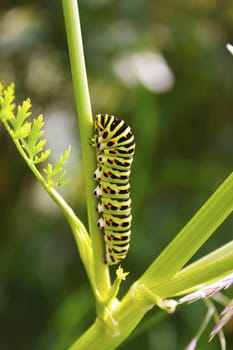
[69,290,151,350]
[62,0,111,300]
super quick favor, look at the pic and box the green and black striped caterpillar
[92,114,135,265]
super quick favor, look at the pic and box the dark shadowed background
[0,1,232,349]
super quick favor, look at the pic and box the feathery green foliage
[44,146,71,186]
[0,82,69,189]
[0,81,93,293]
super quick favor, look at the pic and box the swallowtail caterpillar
[92,114,135,265]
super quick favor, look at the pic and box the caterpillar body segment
[97,197,131,215]
[93,166,130,184]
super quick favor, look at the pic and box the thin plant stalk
[62,0,111,300]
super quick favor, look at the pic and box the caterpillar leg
[90,135,97,147]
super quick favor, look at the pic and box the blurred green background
[0,1,232,349]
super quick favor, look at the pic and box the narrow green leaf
[141,173,233,285]
[34,149,51,164]
[0,83,15,122]
[14,122,32,139]
[32,114,44,131]
[48,170,68,187]
[52,146,71,177]
[24,115,47,160]
[43,146,71,187]
[27,133,45,156]
[28,129,44,150]
[44,163,53,177]
[12,99,32,131]
[30,139,47,158]
[1,83,15,108]
[150,241,233,298]
[27,115,45,148]
[55,168,67,182]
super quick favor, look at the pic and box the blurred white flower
[112,51,174,93]
[226,43,233,55]
[26,51,65,96]
[0,7,41,52]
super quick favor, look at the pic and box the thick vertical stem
[62,0,110,300]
